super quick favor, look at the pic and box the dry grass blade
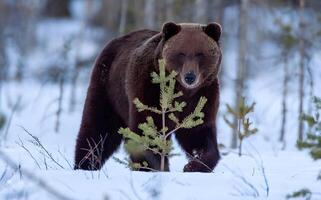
[16,137,42,170]
[19,125,65,169]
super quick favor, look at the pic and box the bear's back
[102,29,159,123]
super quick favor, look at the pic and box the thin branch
[16,137,42,170]
[19,126,65,169]
[129,173,144,200]
[57,150,73,170]
[78,134,109,170]
[247,141,270,197]
[0,165,8,182]
[223,164,260,197]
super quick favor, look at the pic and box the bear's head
[160,22,222,90]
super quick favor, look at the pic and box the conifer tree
[297,96,321,160]
[118,59,207,171]
[288,96,321,200]
[224,97,257,156]
[274,19,297,145]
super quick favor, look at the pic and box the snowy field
[0,75,320,200]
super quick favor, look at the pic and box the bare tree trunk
[0,40,6,82]
[280,53,289,144]
[144,0,156,28]
[69,0,93,113]
[298,0,306,142]
[306,64,314,114]
[231,0,248,149]
[215,0,225,86]
[55,77,64,133]
[119,0,128,34]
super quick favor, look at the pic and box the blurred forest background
[0,0,321,149]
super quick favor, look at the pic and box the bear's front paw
[183,160,213,173]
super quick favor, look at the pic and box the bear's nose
[184,71,196,85]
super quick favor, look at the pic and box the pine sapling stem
[238,118,242,156]
[160,107,166,171]
[160,153,165,171]
[239,139,243,156]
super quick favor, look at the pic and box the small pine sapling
[224,97,258,156]
[297,96,321,170]
[118,59,207,171]
[288,96,321,200]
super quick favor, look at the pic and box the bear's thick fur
[74,22,222,172]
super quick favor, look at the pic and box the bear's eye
[177,53,186,58]
[174,53,185,64]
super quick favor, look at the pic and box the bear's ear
[162,22,181,41]
[203,22,222,42]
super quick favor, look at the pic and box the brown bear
[74,22,222,172]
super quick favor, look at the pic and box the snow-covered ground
[0,75,320,200]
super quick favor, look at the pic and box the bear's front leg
[175,125,220,173]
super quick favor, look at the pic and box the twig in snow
[16,137,41,170]
[57,149,73,170]
[0,165,8,182]
[247,141,270,197]
[44,155,48,170]
[76,134,110,179]
[78,134,108,170]
[20,126,64,169]
[129,173,144,200]
[223,164,260,197]
[232,184,247,196]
